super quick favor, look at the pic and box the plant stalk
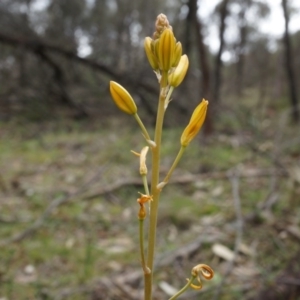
[144,72,168,300]
[168,276,195,300]
[162,146,186,186]
[134,113,151,141]
[139,219,149,274]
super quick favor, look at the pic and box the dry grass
[0,99,299,299]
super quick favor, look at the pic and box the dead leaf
[287,225,300,241]
[159,281,178,296]
[238,243,255,257]
[212,243,235,261]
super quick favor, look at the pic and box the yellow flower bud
[181,99,208,147]
[144,37,159,70]
[153,39,160,65]
[157,28,176,72]
[109,81,137,115]
[151,38,158,54]
[172,42,182,68]
[169,54,189,87]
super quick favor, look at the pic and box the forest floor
[0,101,300,299]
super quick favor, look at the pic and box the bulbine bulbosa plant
[109,14,214,300]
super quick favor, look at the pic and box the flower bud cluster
[109,14,207,148]
[144,14,189,88]
[145,27,182,73]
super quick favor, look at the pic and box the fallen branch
[212,167,244,300]
[0,166,107,246]
[47,233,225,300]
[0,31,157,99]
[83,167,287,200]
[0,167,287,246]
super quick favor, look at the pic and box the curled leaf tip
[189,264,214,290]
[192,264,214,279]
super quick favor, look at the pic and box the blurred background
[0,0,300,299]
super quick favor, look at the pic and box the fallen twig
[83,167,287,200]
[0,166,107,246]
[212,167,244,300]
[0,168,286,246]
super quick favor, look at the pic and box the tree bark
[0,31,159,118]
[235,10,247,97]
[186,0,213,134]
[282,0,299,122]
[213,0,230,104]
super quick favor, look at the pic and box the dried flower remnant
[137,193,153,205]
[153,13,172,39]
[139,146,149,175]
[137,193,153,220]
[132,146,150,175]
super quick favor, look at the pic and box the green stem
[139,219,149,274]
[169,276,195,300]
[162,146,186,187]
[144,71,168,300]
[138,175,150,274]
[142,175,150,196]
[134,113,151,141]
